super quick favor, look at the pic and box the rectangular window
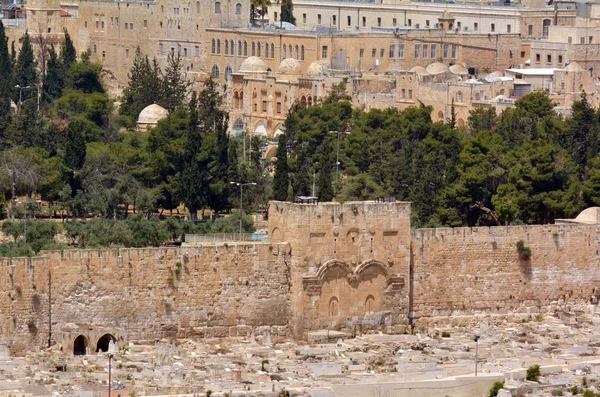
[398,44,404,58]
[318,14,321,24]
[425,20,429,27]
[393,18,397,27]
[372,48,376,57]
[93,44,97,53]
[125,23,128,29]
[431,44,436,59]
[415,44,420,58]
[116,17,119,26]
[195,46,200,56]
[536,53,541,62]
[474,22,478,31]
[85,21,88,28]
[347,16,351,26]
[558,55,563,64]
[322,45,328,58]
[423,44,428,58]
[126,48,129,58]
[184,48,188,57]
[590,36,594,43]
[401,88,406,99]
[362,16,366,27]
[277,102,282,113]
[457,21,461,29]
[274,12,278,22]
[443,44,448,58]
[377,17,381,27]
[568,36,572,44]
[389,44,395,58]
[262,101,267,112]
[491,23,495,32]
[102,21,105,29]
[507,24,511,33]
[360,48,364,58]
[111,17,114,26]
[451,44,457,58]
[408,18,412,26]
[160,43,163,55]
[580,37,585,44]
[408,89,413,99]
[197,2,200,12]
[380,48,384,58]
[130,23,133,29]
[521,51,525,58]
[144,19,147,28]
[96,21,99,29]
[547,54,551,63]
[332,15,336,25]
[303,13,306,23]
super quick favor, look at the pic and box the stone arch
[355,259,391,279]
[438,110,444,120]
[73,335,88,356]
[233,91,240,109]
[329,297,339,316]
[96,333,116,353]
[232,118,244,135]
[316,259,353,280]
[307,96,313,106]
[271,226,282,241]
[265,145,278,159]
[457,118,465,127]
[211,63,220,78]
[254,122,268,136]
[274,124,285,137]
[300,96,307,107]
[365,294,375,313]
[224,64,233,80]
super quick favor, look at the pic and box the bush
[489,381,504,397]
[583,390,595,397]
[517,240,532,260]
[526,364,541,382]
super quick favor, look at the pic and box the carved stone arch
[354,259,391,279]
[270,226,282,242]
[316,259,353,280]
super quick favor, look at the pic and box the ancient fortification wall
[0,244,291,354]
[411,224,600,326]
[2,201,600,354]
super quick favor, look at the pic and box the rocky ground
[4,308,600,396]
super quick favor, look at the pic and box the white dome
[409,66,430,76]
[137,104,168,125]
[449,64,468,75]
[278,58,302,74]
[426,62,450,75]
[306,60,328,76]
[239,56,267,73]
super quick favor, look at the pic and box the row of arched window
[210,39,305,61]
[233,91,244,109]
[211,63,232,79]
[213,2,242,15]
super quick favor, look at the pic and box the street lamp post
[474,332,481,376]
[230,181,257,240]
[328,130,350,186]
[107,353,114,397]
[14,84,31,113]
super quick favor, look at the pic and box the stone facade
[2,201,600,354]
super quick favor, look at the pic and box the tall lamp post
[230,181,256,240]
[107,353,114,397]
[14,84,31,113]
[328,130,350,187]
[474,332,481,376]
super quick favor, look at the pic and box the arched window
[283,45,287,58]
[257,42,261,57]
[271,43,275,58]
[230,40,234,55]
[225,64,233,79]
[217,39,221,54]
[365,295,375,313]
[233,118,244,134]
[239,91,243,108]
[301,45,305,60]
[196,2,200,12]
[264,42,268,58]
[236,3,242,14]
[528,24,533,36]
[329,297,339,317]
[211,39,216,54]
[211,63,220,78]
[215,1,221,13]
[234,91,240,109]
[456,91,463,102]
[244,41,248,56]
[96,334,116,353]
[308,96,312,106]
[288,44,292,57]
[295,45,299,59]
[238,40,242,56]
[300,95,307,107]
[225,39,229,55]
[252,42,256,56]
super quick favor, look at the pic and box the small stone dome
[409,66,430,76]
[306,60,328,76]
[137,104,168,129]
[449,64,468,75]
[239,56,267,73]
[278,58,302,75]
[426,62,450,75]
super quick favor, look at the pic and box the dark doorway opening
[73,335,87,356]
[96,334,116,353]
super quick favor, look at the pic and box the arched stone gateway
[96,333,116,353]
[73,335,88,356]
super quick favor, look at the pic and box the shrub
[526,364,541,382]
[583,390,595,397]
[489,381,504,397]
[517,240,532,261]
[534,314,543,322]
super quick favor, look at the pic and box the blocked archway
[73,335,88,356]
[96,333,116,353]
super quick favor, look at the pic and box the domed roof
[306,60,328,76]
[575,207,600,223]
[409,66,430,76]
[426,62,450,75]
[138,104,168,124]
[449,64,468,75]
[239,56,267,73]
[278,58,302,74]
[564,61,584,72]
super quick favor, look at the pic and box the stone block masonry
[2,201,600,353]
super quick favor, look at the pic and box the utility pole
[48,268,52,348]
[474,333,481,376]
[14,84,31,114]
[108,353,114,397]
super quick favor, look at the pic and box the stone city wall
[411,224,600,327]
[0,244,291,354]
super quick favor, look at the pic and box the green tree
[160,53,190,112]
[120,50,162,123]
[272,133,290,201]
[63,119,87,172]
[42,46,64,103]
[68,51,104,94]
[12,31,38,103]
[316,150,334,201]
[280,0,296,24]
[0,21,12,130]
[60,29,77,70]
[567,92,599,173]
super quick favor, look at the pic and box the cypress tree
[293,149,310,197]
[316,158,334,202]
[13,31,38,103]
[42,46,64,103]
[160,53,190,112]
[272,133,290,201]
[60,29,77,70]
[0,21,12,128]
[281,0,296,25]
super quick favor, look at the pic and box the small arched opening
[365,295,375,313]
[437,110,444,120]
[307,96,313,106]
[457,118,465,127]
[73,335,88,356]
[96,333,116,353]
[329,297,339,317]
[300,96,307,107]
